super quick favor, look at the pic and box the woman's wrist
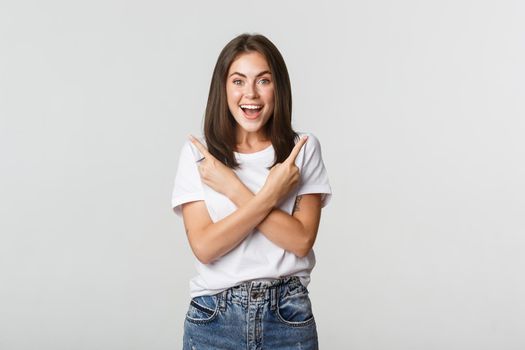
[225,180,278,210]
[257,185,279,208]
[228,182,252,206]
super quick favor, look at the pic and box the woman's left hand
[189,135,242,198]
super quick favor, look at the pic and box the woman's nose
[244,82,259,98]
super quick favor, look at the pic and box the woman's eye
[233,79,243,85]
[258,79,270,84]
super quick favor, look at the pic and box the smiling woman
[226,51,275,136]
[171,33,332,350]
[202,34,296,170]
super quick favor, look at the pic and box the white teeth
[240,105,262,109]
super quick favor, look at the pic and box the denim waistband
[217,275,303,311]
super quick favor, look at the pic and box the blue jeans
[183,276,319,349]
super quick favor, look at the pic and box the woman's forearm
[195,188,276,264]
[227,183,311,257]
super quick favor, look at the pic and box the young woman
[171,33,332,350]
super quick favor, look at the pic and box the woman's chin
[234,117,269,134]
[236,124,263,134]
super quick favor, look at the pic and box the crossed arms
[178,135,322,264]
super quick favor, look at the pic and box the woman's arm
[228,182,322,257]
[181,135,308,264]
[180,187,277,264]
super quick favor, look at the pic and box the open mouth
[240,104,263,119]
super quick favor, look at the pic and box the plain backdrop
[1,1,524,349]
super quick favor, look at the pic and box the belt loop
[270,287,278,311]
[219,290,227,312]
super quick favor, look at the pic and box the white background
[1,1,524,349]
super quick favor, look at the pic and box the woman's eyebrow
[228,70,272,78]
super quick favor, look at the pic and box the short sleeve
[171,140,205,217]
[296,133,332,208]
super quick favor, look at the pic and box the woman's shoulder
[183,134,206,147]
[179,135,207,160]
[295,131,322,148]
[296,130,321,139]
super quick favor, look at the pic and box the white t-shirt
[171,131,332,298]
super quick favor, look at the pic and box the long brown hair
[203,33,298,169]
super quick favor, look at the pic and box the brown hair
[203,33,298,169]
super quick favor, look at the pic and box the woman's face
[226,51,275,137]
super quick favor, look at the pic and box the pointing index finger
[285,135,308,164]
[189,135,212,158]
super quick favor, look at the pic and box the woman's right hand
[260,136,308,204]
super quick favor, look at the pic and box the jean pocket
[275,285,315,327]
[185,294,220,324]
